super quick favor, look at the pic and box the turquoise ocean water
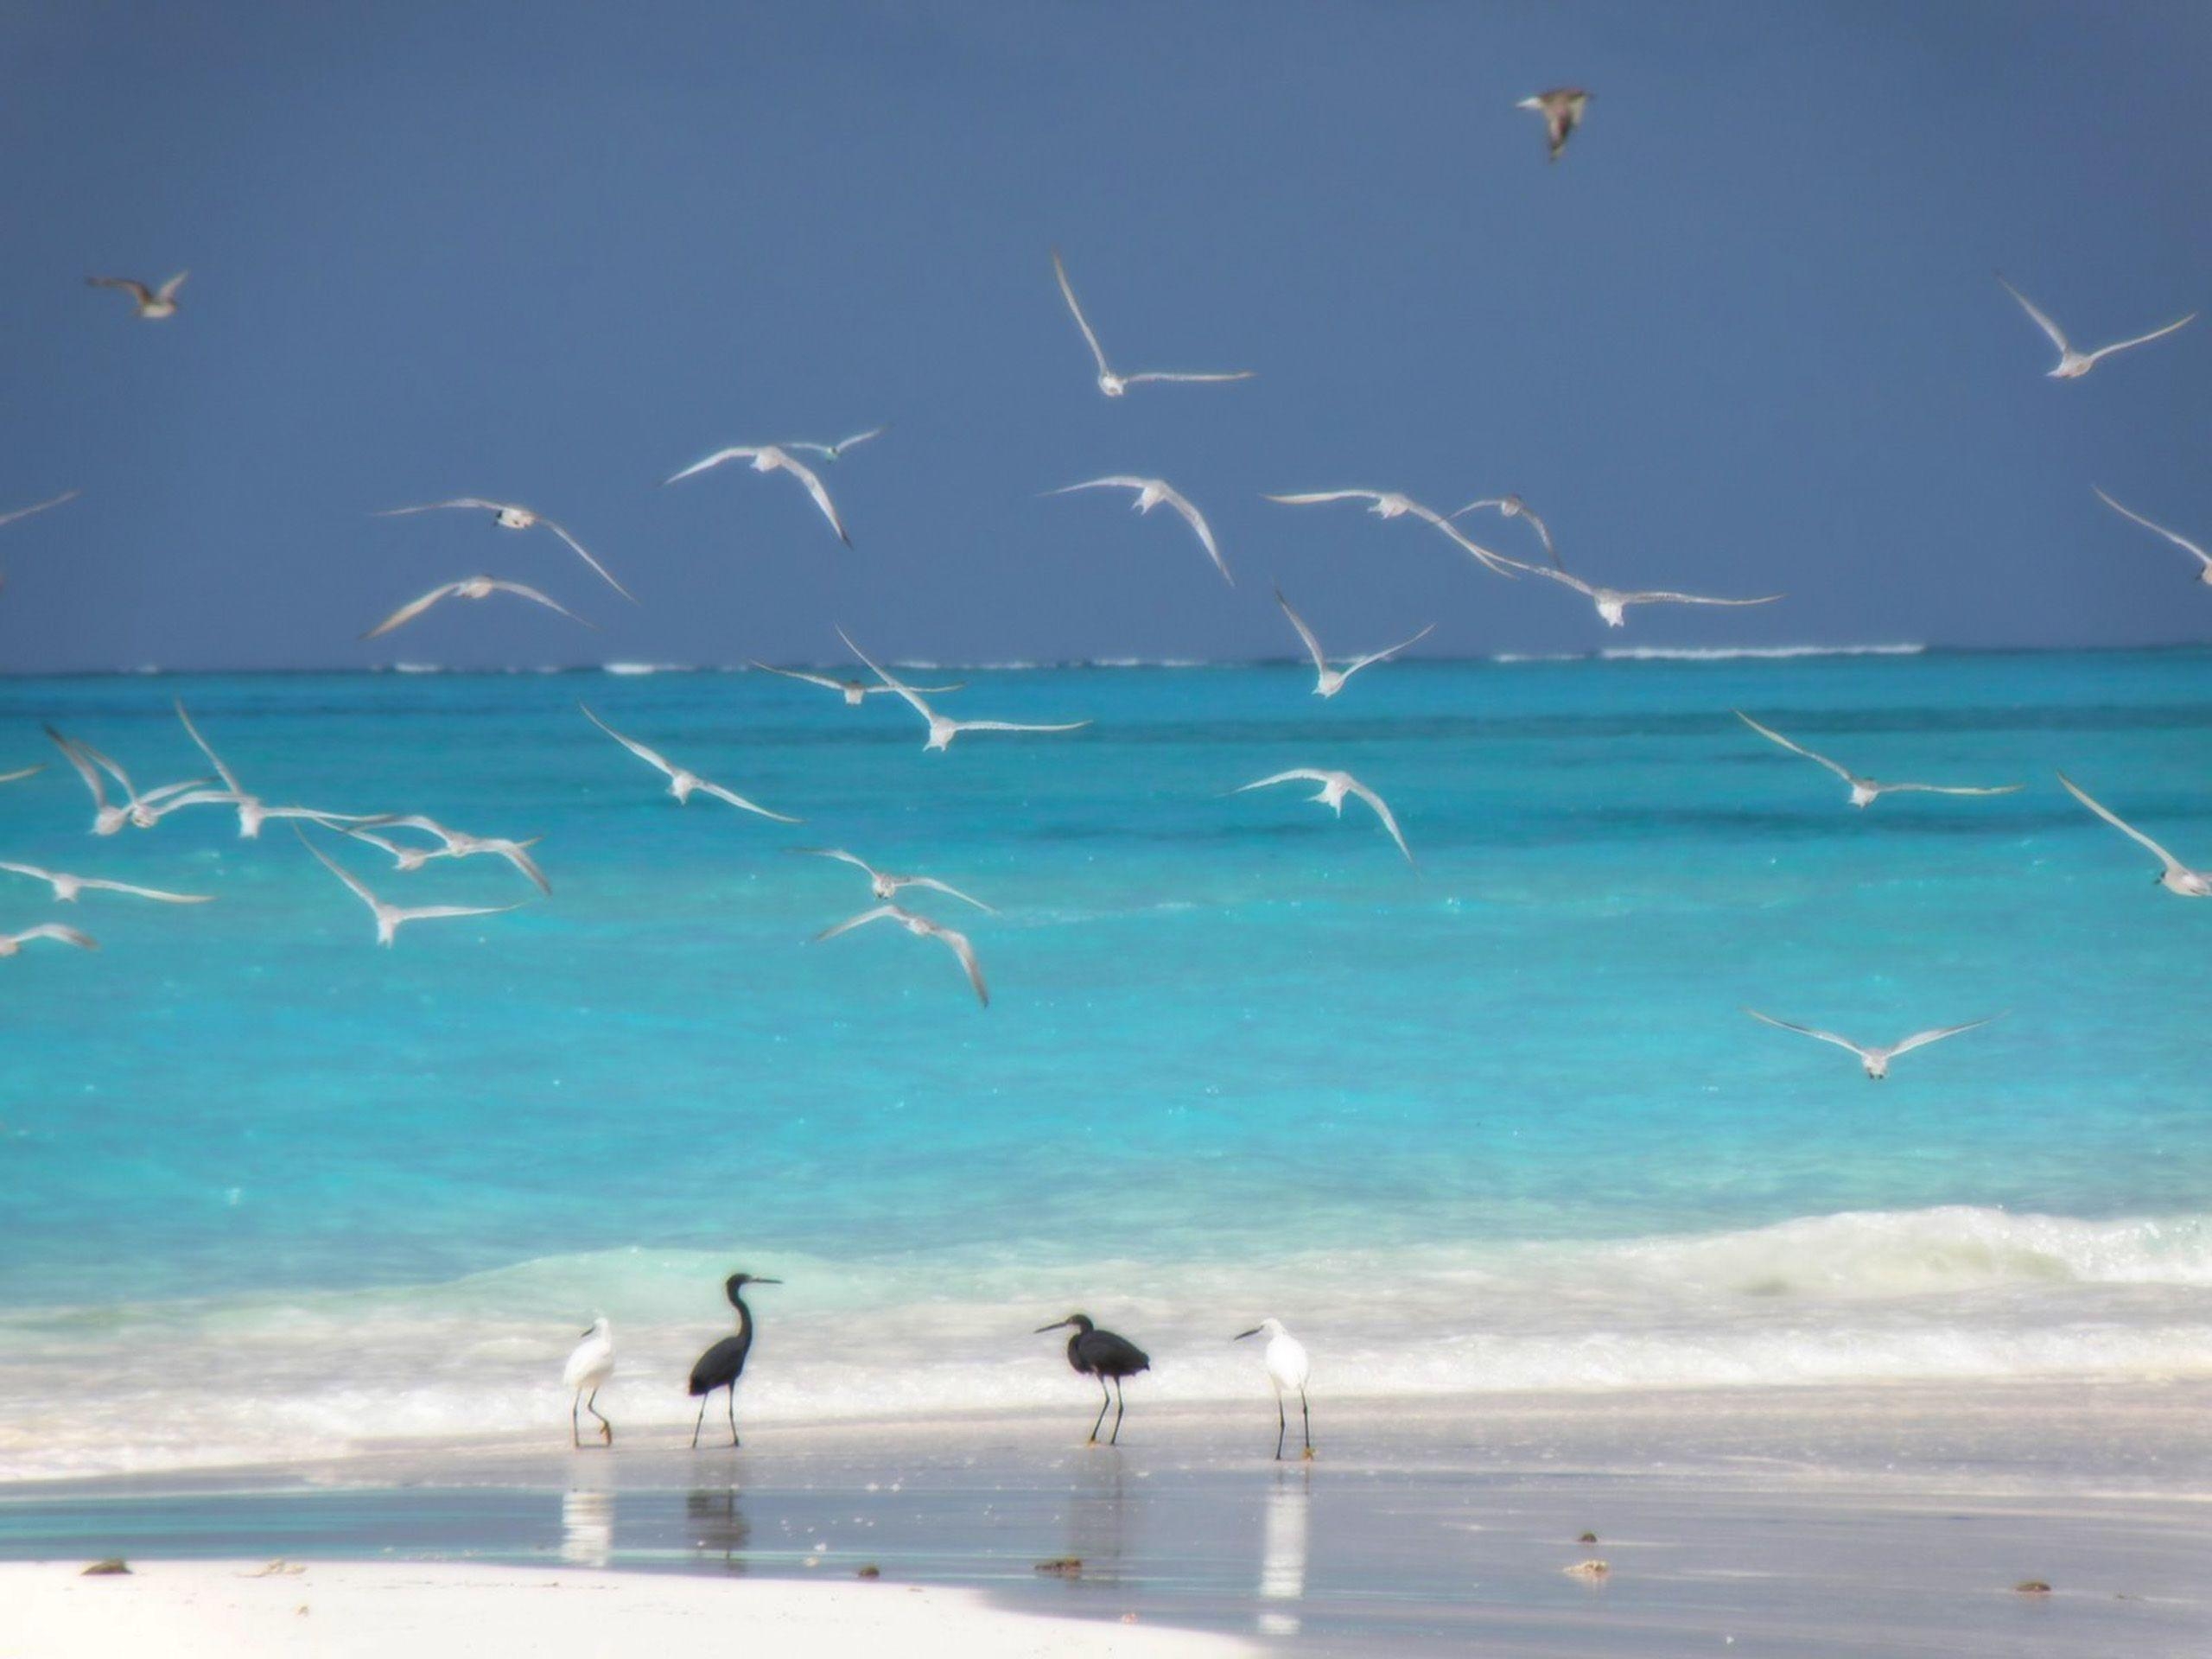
[2,648,2209,1478]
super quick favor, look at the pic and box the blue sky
[3,0,2209,671]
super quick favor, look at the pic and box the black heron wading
[688,1272,780,1447]
[1035,1313,1150,1446]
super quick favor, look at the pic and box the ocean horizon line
[10,639,2212,680]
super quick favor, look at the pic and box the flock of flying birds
[4,84,2207,1067]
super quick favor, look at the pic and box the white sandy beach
[0,1560,1259,1658]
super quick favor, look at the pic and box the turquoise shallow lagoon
[2,649,2208,1477]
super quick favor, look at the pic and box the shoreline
[6,1381,2208,1655]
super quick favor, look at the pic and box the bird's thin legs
[1089,1377,1112,1445]
[1300,1390,1313,1459]
[727,1388,741,1447]
[1274,1394,1287,1461]
[690,1395,709,1449]
[585,1388,612,1446]
[1110,1376,1127,1446]
[571,1392,582,1450]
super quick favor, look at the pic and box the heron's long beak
[579,1325,593,1338]
[752,1277,783,1286]
[1035,1319,1071,1333]
[1233,1327,1262,1342]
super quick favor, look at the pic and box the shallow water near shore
[3,651,2210,1478]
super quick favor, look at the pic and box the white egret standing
[1234,1319,1313,1461]
[563,1318,615,1448]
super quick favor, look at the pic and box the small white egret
[1234,1318,1313,1461]
[563,1318,615,1448]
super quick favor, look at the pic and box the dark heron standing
[1035,1313,1150,1446]
[688,1272,781,1447]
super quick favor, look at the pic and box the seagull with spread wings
[1999,276,2195,379]
[1050,476,1232,584]
[0,862,211,905]
[814,904,989,1007]
[663,444,851,547]
[363,577,593,640]
[2094,488,2212,586]
[1274,588,1433,699]
[88,272,188,319]
[44,726,210,836]
[1734,712,2022,809]
[838,628,1090,753]
[1745,1008,2002,1081]
[293,826,521,948]
[2057,772,2212,897]
[1052,249,1253,398]
[578,704,800,821]
[0,924,98,957]
[785,427,888,463]
[1235,768,1414,865]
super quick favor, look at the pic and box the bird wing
[0,489,79,530]
[1888,1014,2003,1058]
[1743,1007,1871,1060]
[0,766,42,785]
[373,499,506,517]
[1879,782,2024,797]
[173,699,245,795]
[950,719,1090,734]
[1157,484,1231,583]
[1122,370,1255,385]
[664,447,758,486]
[578,703,679,779]
[1342,621,1436,676]
[2094,488,2212,570]
[363,582,462,639]
[489,842,550,893]
[1344,777,1415,864]
[1517,503,1561,566]
[44,727,111,809]
[1051,248,1112,375]
[1998,276,2070,354]
[18,924,96,950]
[2084,313,2196,364]
[836,627,934,722]
[1619,590,1783,609]
[748,662,846,691]
[87,276,154,304]
[696,779,802,823]
[813,905,900,943]
[1050,476,1149,499]
[770,451,851,546]
[486,581,595,628]
[537,518,636,602]
[1236,769,1329,793]
[1265,490,1383,507]
[835,425,887,454]
[799,847,876,878]
[391,902,523,925]
[142,788,238,822]
[0,861,54,886]
[349,812,454,843]
[342,827,414,860]
[156,271,189,301]
[1422,512,1529,580]
[925,921,989,1007]
[904,875,996,913]
[1273,588,1329,674]
[1734,711,1853,781]
[292,826,381,915]
[78,878,213,904]
[2057,772,2188,874]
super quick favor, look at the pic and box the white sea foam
[1597,643,1927,663]
[601,662,695,676]
[3,1206,2207,1481]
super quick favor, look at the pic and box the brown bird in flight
[1516,89,1589,162]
